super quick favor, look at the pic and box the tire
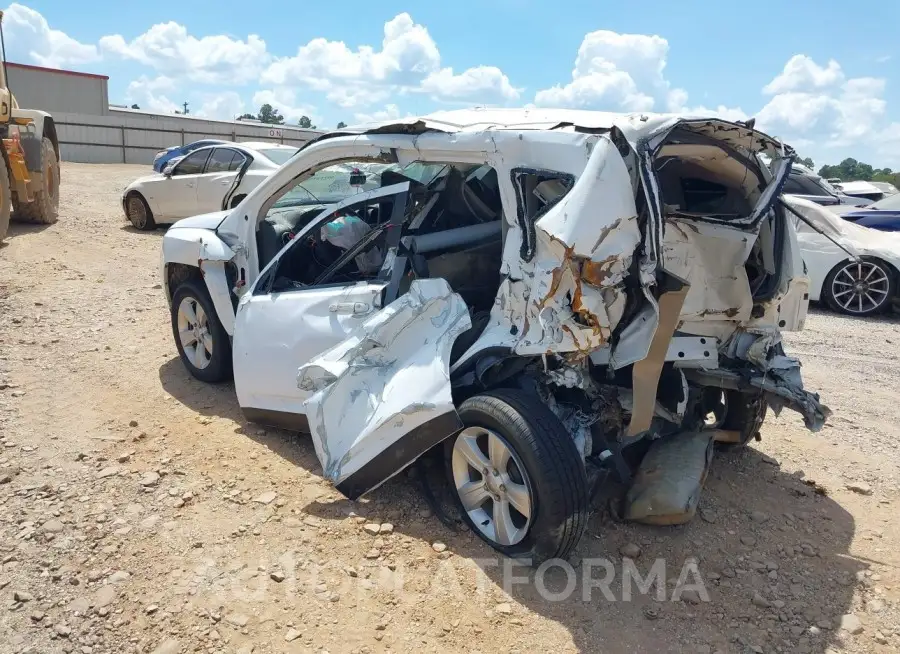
[229,194,247,209]
[823,257,895,316]
[0,157,10,242]
[716,390,767,451]
[12,137,59,225]
[170,280,232,382]
[125,192,156,230]
[445,388,588,564]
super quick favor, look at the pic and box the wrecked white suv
[160,109,828,563]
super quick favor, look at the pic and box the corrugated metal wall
[53,110,323,164]
[8,64,110,117]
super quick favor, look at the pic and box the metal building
[7,62,110,116]
[5,61,322,164]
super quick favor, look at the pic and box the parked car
[837,180,886,203]
[828,193,900,232]
[784,164,871,207]
[159,109,827,562]
[871,181,899,197]
[123,142,299,229]
[152,139,229,173]
[786,195,900,316]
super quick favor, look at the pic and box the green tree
[796,156,815,169]
[257,104,285,125]
[336,121,347,129]
[130,103,140,110]
[298,116,313,128]
[237,113,255,120]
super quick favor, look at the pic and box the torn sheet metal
[684,355,831,432]
[662,218,756,327]
[499,136,642,360]
[297,279,471,499]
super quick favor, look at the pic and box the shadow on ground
[159,355,863,653]
[2,221,55,244]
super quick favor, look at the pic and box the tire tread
[457,388,588,562]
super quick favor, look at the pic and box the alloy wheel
[177,296,214,370]
[451,426,533,546]
[128,197,147,228]
[830,260,891,314]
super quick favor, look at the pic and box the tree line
[237,104,348,130]
[797,156,899,187]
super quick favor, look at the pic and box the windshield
[869,193,900,210]
[272,161,448,208]
[258,148,299,166]
[811,175,840,196]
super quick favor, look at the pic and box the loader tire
[13,137,59,225]
[0,156,10,242]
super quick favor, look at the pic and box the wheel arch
[41,117,60,161]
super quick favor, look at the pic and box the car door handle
[329,302,371,315]
[221,180,231,185]
[185,182,194,188]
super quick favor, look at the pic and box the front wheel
[12,137,59,225]
[170,281,232,382]
[823,257,895,316]
[445,389,588,564]
[126,192,156,230]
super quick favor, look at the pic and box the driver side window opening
[255,160,507,317]
[173,149,211,176]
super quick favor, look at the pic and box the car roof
[237,141,297,151]
[306,107,789,160]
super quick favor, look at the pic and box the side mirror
[163,165,175,177]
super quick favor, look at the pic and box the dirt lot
[1,163,899,654]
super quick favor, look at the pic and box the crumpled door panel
[297,279,472,499]
[662,218,756,325]
[457,135,643,365]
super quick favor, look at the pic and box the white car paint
[161,108,827,504]
[785,195,900,304]
[123,142,298,224]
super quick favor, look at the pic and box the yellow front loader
[0,9,61,242]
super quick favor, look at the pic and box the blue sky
[6,1,900,167]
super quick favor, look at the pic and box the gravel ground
[0,163,898,654]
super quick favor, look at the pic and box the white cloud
[534,30,670,111]
[262,13,439,89]
[195,92,247,120]
[4,3,99,68]
[763,55,844,95]
[99,22,267,85]
[124,76,179,114]
[420,66,521,103]
[353,104,407,125]
[262,13,519,109]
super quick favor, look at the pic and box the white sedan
[122,142,299,230]
[785,195,900,316]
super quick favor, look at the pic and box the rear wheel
[712,389,767,450]
[445,389,588,563]
[823,257,895,316]
[170,280,232,382]
[0,157,10,241]
[126,192,156,230]
[12,137,59,225]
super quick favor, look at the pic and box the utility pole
[182,101,190,115]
